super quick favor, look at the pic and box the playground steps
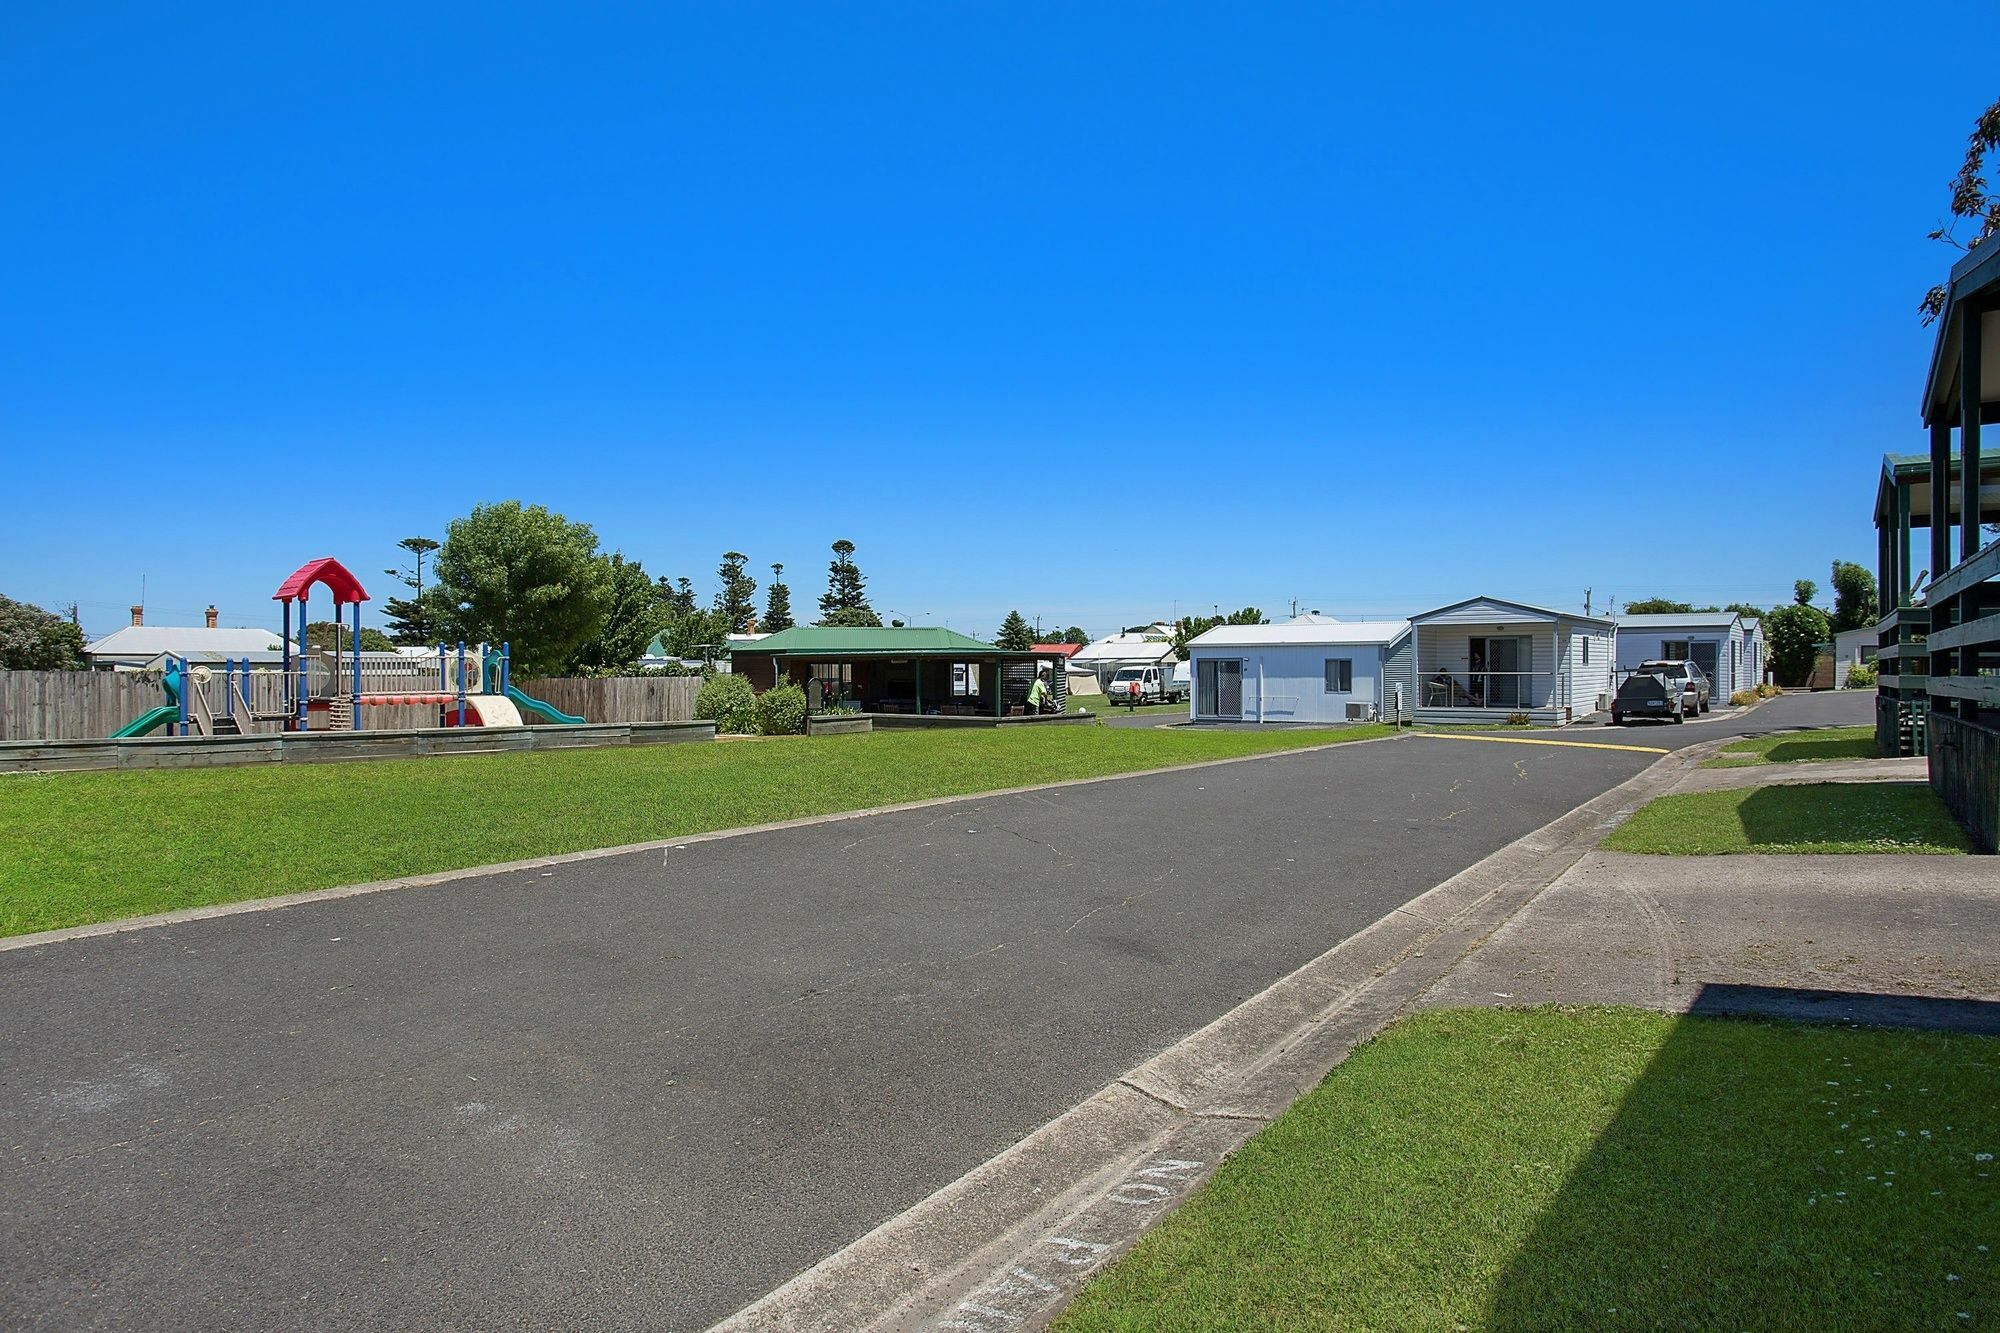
[324,700,354,731]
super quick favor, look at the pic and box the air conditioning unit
[1346,703,1374,722]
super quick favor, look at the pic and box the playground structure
[111,557,584,739]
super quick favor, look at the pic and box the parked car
[1610,668,1686,725]
[1107,663,1184,705]
[1639,658,1711,715]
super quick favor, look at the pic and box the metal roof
[1070,631,1175,664]
[1188,619,1411,649]
[1615,612,1741,629]
[85,626,285,659]
[733,625,1011,656]
[1409,595,1616,628]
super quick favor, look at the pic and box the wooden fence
[0,670,696,742]
[515,676,700,725]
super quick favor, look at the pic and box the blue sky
[1,5,1985,640]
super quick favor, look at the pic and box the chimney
[205,605,219,629]
[130,605,144,627]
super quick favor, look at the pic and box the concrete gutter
[711,738,1726,1332]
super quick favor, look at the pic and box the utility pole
[1583,587,1592,617]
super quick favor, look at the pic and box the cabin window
[1662,639,1691,660]
[1582,639,1592,665]
[1323,658,1353,693]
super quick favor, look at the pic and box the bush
[1506,711,1531,727]
[1756,682,1783,699]
[1729,690,1759,707]
[1844,661,1877,690]
[754,683,808,735]
[694,673,758,734]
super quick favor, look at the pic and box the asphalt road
[0,692,1870,1330]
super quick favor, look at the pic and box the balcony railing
[1420,671,1553,710]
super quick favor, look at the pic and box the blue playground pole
[456,641,467,726]
[240,657,253,710]
[296,595,309,730]
[349,600,362,730]
[500,642,510,696]
[175,655,189,737]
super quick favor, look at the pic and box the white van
[1107,663,1184,705]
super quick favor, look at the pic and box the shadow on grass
[1756,733,1882,764]
[1689,982,2000,1035]
[1733,781,1970,852]
[1485,994,2000,1328]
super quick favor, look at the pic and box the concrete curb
[711,736,1732,1332]
[0,729,1405,955]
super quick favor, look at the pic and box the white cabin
[1615,611,1757,701]
[1407,596,1615,726]
[1185,617,1412,724]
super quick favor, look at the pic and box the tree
[656,575,698,619]
[569,553,665,674]
[1622,598,1697,615]
[762,563,795,634]
[818,539,880,626]
[381,536,440,645]
[1764,603,1830,687]
[714,551,759,633]
[304,620,395,653]
[1829,560,1878,632]
[425,501,613,677]
[995,610,1034,650]
[0,594,86,669]
[1170,607,1265,660]
[1062,626,1090,646]
[1923,97,2000,322]
[1793,579,1818,607]
[1722,602,1767,620]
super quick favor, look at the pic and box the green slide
[111,704,182,739]
[505,685,585,725]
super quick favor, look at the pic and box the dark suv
[1639,659,1711,715]
[1610,668,1686,725]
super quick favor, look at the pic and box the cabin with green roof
[729,626,1069,718]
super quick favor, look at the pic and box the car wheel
[1673,709,1685,724]
[1610,713,1622,726]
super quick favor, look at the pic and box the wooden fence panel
[515,677,699,724]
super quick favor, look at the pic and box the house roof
[732,625,1018,657]
[1188,619,1411,649]
[1409,595,1616,629]
[85,625,284,660]
[1615,612,1741,629]
[1921,240,2000,429]
[1028,642,1082,657]
[1070,632,1177,664]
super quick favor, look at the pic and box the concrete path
[0,693,1870,1330]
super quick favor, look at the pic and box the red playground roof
[272,556,369,605]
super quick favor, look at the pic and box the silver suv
[1639,659,1711,715]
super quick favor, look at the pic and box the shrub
[1506,711,1531,727]
[1756,682,1783,699]
[694,672,758,734]
[1729,690,1759,707]
[754,683,808,736]
[1844,661,1878,689]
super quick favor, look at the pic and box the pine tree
[714,551,759,633]
[763,563,795,633]
[995,610,1034,651]
[818,539,881,627]
[381,536,440,645]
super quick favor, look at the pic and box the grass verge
[1056,1006,2000,1331]
[1602,782,1972,855]
[0,724,1387,937]
[1702,725,1881,768]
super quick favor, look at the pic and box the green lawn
[0,724,1386,937]
[1070,696,1185,720]
[1602,782,1972,855]
[1057,1007,2000,1331]
[1702,725,1881,768]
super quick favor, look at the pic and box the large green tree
[0,594,85,669]
[426,501,613,676]
[1171,607,1265,660]
[569,553,665,674]
[994,610,1034,650]
[1764,603,1831,687]
[1829,560,1879,631]
[1622,598,1702,615]
[1722,602,1767,620]
[714,551,759,633]
[763,563,795,634]
[1062,625,1090,646]
[381,536,441,645]
[1793,579,1819,608]
[818,539,880,627]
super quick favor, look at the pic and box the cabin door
[1198,659,1243,718]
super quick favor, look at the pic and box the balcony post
[1963,301,1983,561]
[1931,418,1954,581]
